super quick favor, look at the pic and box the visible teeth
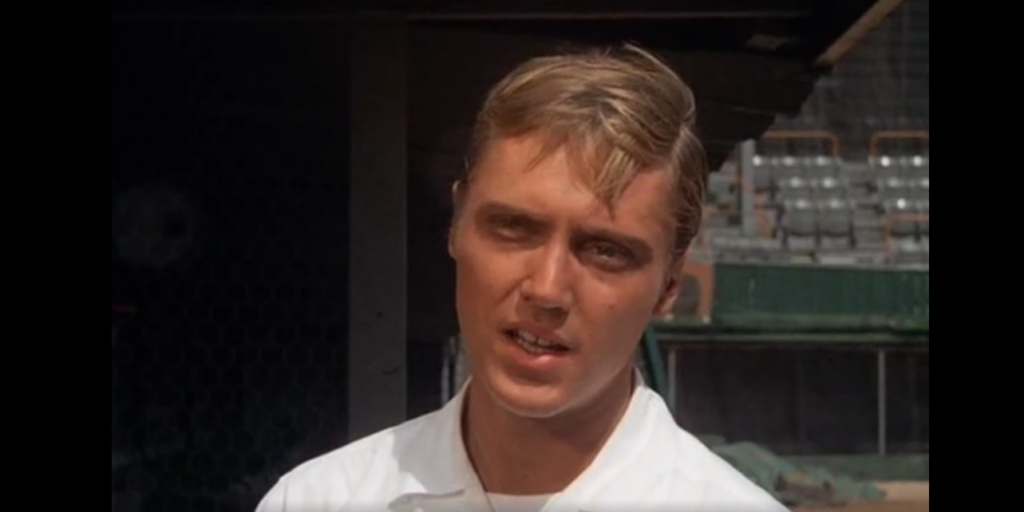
[515,331,560,350]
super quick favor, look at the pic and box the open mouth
[504,329,570,355]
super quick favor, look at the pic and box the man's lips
[502,323,574,351]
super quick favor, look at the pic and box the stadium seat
[818,198,853,249]
[913,192,929,238]
[707,171,736,209]
[854,225,886,250]
[775,161,815,204]
[892,238,928,267]
[780,198,818,250]
[882,198,918,238]
[842,161,879,211]
[904,160,929,190]
[753,237,789,263]
[702,152,928,269]
[846,185,878,214]
[708,232,753,262]
[804,154,840,183]
[841,160,876,186]
[876,169,912,201]
[772,157,805,194]
[751,155,774,193]
[816,174,846,199]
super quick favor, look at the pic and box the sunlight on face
[449,135,685,419]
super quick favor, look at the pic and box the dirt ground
[794,482,929,512]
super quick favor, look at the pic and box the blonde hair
[457,43,708,256]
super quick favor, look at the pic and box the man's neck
[462,368,635,495]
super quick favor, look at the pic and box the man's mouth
[504,329,570,355]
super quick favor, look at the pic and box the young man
[256,44,788,512]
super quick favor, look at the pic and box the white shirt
[255,370,788,512]
[487,493,557,512]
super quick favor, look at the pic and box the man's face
[449,135,684,419]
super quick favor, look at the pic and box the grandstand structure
[699,130,929,269]
[650,136,929,476]
[650,0,928,472]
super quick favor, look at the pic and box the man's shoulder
[657,426,788,510]
[305,410,435,467]
[616,390,784,509]
[255,409,442,512]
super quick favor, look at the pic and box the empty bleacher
[700,131,929,268]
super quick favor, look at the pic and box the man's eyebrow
[475,201,543,220]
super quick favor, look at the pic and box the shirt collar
[550,369,663,511]
[391,367,657,508]
[390,377,477,503]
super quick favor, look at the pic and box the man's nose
[520,243,574,312]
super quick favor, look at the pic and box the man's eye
[490,215,531,237]
[588,242,630,263]
[593,244,620,258]
[495,216,520,229]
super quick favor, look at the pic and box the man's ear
[452,180,465,207]
[447,224,457,260]
[653,256,687,317]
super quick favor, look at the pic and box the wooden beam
[816,0,908,66]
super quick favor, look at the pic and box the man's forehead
[473,137,676,237]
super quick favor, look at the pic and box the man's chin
[485,373,571,419]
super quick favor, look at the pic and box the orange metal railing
[882,213,929,255]
[869,130,930,157]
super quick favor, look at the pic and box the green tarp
[707,440,886,508]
